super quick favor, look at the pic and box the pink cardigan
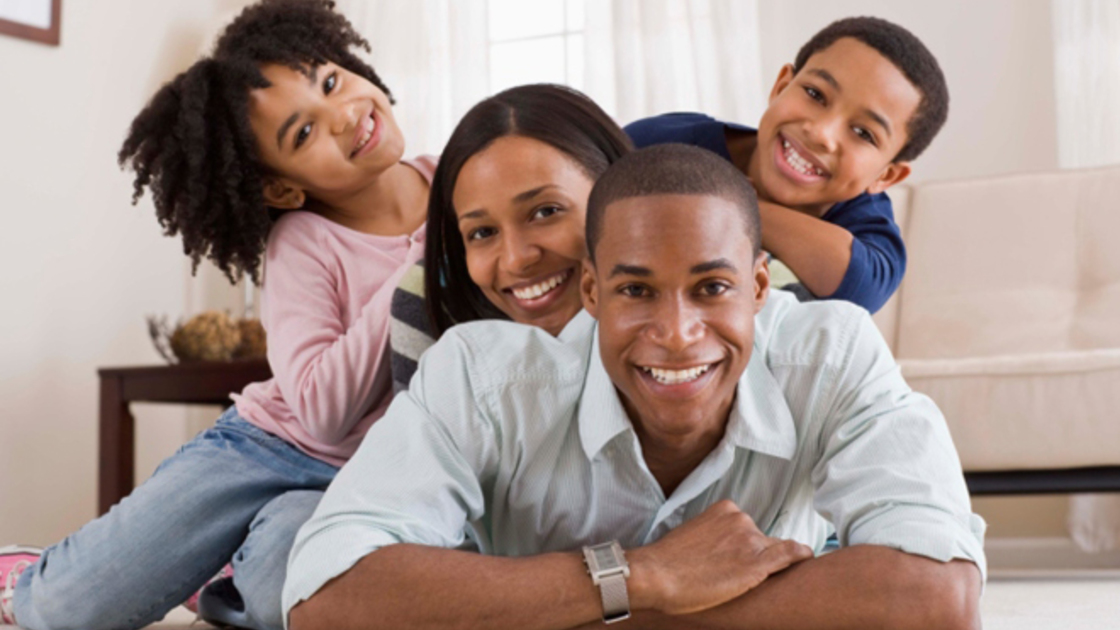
[233,156,436,466]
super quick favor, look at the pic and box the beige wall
[0,0,253,545]
[0,0,1067,545]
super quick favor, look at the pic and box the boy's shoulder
[625,112,749,152]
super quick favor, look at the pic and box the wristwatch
[582,541,631,624]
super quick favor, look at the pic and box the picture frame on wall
[0,0,61,46]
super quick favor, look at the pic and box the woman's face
[453,136,594,336]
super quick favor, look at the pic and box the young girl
[0,2,431,629]
[389,83,632,392]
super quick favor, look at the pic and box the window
[487,0,585,93]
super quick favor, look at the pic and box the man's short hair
[795,16,949,162]
[585,144,761,262]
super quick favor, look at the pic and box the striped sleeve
[389,262,438,393]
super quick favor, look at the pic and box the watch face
[594,546,617,567]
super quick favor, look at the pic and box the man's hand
[628,500,813,616]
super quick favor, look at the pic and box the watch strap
[598,570,630,623]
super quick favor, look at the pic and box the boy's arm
[758,200,853,297]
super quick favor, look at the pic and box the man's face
[752,37,921,215]
[581,194,769,443]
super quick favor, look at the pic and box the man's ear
[767,63,797,104]
[753,251,771,314]
[262,178,306,210]
[866,161,911,195]
[580,259,599,319]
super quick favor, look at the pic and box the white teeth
[511,270,570,300]
[355,115,375,154]
[641,364,712,385]
[782,139,825,177]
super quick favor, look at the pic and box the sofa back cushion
[895,165,1120,360]
[870,185,911,351]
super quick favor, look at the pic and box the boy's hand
[627,500,813,615]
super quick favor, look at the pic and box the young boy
[625,16,948,314]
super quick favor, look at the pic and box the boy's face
[248,62,405,209]
[752,37,921,215]
[581,194,769,445]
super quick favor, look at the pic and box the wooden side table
[97,360,272,515]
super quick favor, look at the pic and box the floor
[4,577,1118,629]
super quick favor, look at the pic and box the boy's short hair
[795,16,948,162]
[586,144,761,262]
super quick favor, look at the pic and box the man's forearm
[610,546,982,630]
[288,544,605,630]
[759,201,853,297]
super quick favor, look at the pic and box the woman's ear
[262,178,306,209]
[580,260,600,319]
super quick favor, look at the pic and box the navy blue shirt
[624,112,905,314]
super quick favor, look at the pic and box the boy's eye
[323,72,337,95]
[619,284,649,298]
[532,205,562,220]
[803,86,824,103]
[295,123,312,149]
[467,226,496,242]
[853,126,877,146]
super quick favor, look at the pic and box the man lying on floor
[283,144,986,630]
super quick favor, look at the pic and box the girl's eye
[467,226,496,242]
[619,284,649,298]
[532,205,562,220]
[295,123,312,149]
[804,86,824,103]
[853,126,877,146]
[323,72,337,95]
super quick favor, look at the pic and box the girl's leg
[12,408,336,630]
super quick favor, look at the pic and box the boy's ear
[866,161,912,195]
[579,259,600,319]
[752,252,771,314]
[262,178,306,210]
[768,64,797,104]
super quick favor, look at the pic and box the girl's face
[453,136,594,336]
[248,62,405,208]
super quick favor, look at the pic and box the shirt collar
[576,324,798,462]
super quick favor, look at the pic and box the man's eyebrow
[608,264,652,279]
[691,258,737,274]
[275,67,321,150]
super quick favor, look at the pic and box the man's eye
[532,205,562,220]
[295,123,312,149]
[700,282,730,296]
[323,72,337,95]
[467,226,496,242]
[804,86,824,103]
[619,284,648,298]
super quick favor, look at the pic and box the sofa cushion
[895,166,1120,360]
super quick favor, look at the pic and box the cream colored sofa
[871,165,1120,492]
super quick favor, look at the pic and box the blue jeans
[14,407,338,630]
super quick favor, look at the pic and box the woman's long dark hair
[424,84,633,336]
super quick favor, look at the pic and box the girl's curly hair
[118,0,393,284]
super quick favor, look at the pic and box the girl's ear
[262,178,306,209]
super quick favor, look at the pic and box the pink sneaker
[0,545,41,625]
[183,563,233,614]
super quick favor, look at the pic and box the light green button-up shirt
[283,290,986,618]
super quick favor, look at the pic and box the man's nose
[649,296,704,351]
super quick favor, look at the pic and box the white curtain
[1052,0,1120,553]
[335,0,490,157]
[583,0,764,127]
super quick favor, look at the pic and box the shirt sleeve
[821,193,905,314]
[810,311,987,580]
[261,215,396,445]
[282,332,499,624]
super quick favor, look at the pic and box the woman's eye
[853,126,877,146]
[532,205,562,220]
[467,226,496,242]
[295,123,312,149]
[804,86,824,103]
[323,72,337,95]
